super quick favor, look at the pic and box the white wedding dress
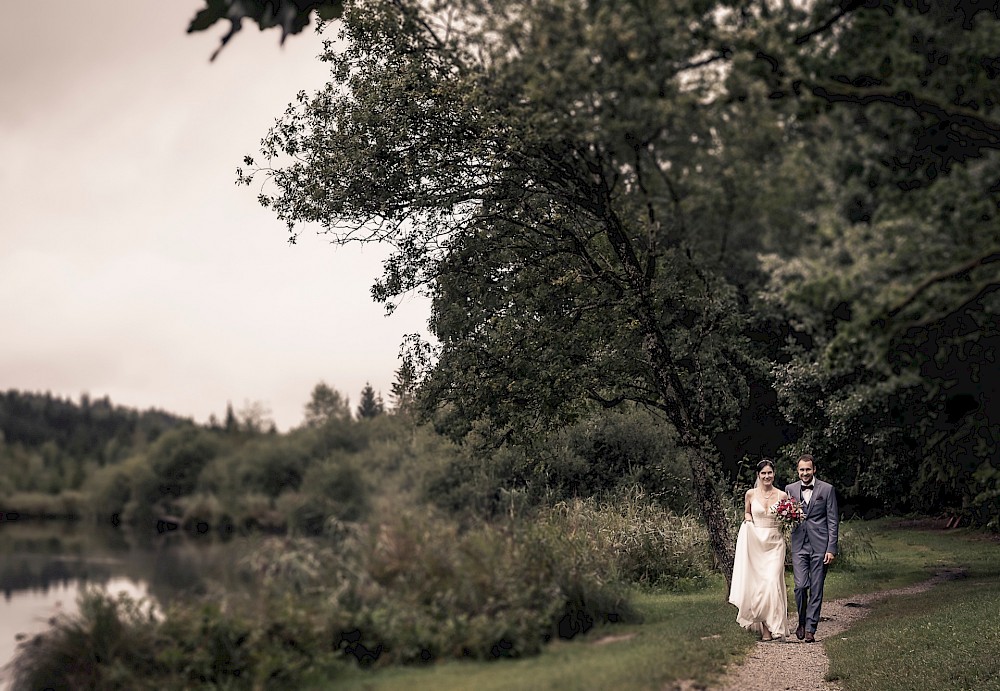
[728,494,790,637]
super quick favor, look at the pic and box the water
[0,520,248,688]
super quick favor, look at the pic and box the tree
[239,0,834,582]
[748,1,1000,525]
[357,382,385,419]
[237,399,275,434]
[224,401,238,434]
[390,358,418,415]
[303,381,351,426]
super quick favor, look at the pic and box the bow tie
[801,485,814,491]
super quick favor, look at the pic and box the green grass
[824,523,1000,691]
[327,582,756,691]
[826,578,1000,691]
[312,520,1000,691]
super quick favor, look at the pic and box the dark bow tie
[801,485,814,491]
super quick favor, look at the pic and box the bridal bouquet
[769,497,806,531]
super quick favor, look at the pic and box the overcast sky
[1,2,430,431]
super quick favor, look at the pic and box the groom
[787,453,839,643]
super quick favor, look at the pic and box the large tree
[237,0,831,581]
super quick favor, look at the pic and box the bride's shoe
[760,626,773,642]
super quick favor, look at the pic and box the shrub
[231,436,312,498]
[9,588,338,690]
[176,493,226,535]
[8,589,161,690]
[233,493,286,533]
[536,490,716,589]
[243,509,637,666]
[82,462,133,523]
[835,519,879,569]
[0,490,86,519]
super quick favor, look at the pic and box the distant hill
[0,390,191,463]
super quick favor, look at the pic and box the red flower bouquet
[769,497,806,531]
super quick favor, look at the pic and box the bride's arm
[744,489,754,523]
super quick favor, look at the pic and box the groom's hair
[797,453,815,467]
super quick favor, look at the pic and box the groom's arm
[825,486,839,560]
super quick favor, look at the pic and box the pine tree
[224,402,238,434]
[390,359,417,415]
[357,382,385,419]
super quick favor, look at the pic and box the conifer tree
[357,382,385,419]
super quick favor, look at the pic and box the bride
[728,458,791,641]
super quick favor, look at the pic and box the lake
[0,520,250,688]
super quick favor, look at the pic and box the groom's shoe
[796,624,805,640]
[804,631,815,643]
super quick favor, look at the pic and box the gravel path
[709,570,964,691]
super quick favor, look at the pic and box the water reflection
[0,520,251,688]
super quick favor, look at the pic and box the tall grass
[538,489,715,588]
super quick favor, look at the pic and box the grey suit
[787,478,839,634]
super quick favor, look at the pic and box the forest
[3,0,999,687]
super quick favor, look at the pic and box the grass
[824,522,1000,691]
[317,519,1000,691]
[328,581,755,691]
[826,578,1000,690]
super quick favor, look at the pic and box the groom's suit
[787,478,839,634]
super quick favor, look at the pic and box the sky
[0,2,431,431]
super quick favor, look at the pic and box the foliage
[0,490,85,519]
[239,0,889,581]
[425,406,694,518]
[7,587,335,690]
[303,381,351,427]
[738,1,1000,527]
[542,491,715,589]
[186,0,344,61]
[0,390,186,459]
[8,588,162,690]
[291,508,635,665]
[356,382,385,419]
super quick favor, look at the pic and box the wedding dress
[728,494,790,637]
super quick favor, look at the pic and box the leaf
[186,1,345,60]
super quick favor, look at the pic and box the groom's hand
[824,552,835,565]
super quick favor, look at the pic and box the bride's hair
[753,458,776,491]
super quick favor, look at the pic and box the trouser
[792,549,828,632]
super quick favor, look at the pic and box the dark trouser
[792,549,828,633]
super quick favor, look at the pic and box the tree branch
[888,250,1000,319]
[812,86,1000,147]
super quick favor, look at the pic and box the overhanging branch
[888,250,1000,319]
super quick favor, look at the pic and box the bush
[82,462,133,523]
[835,519,879,569]
[177,493,227,535]
[9,589,161,690]
[424,408,694,518]
[537,490,716,589]
[9,588,335,690]
[233,493,286,533]
[0,490,85,519]
[230,436,312,498]
[242,508,637,666]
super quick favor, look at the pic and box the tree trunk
[685,445,735,588]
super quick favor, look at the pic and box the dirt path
[709,570,965,691]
